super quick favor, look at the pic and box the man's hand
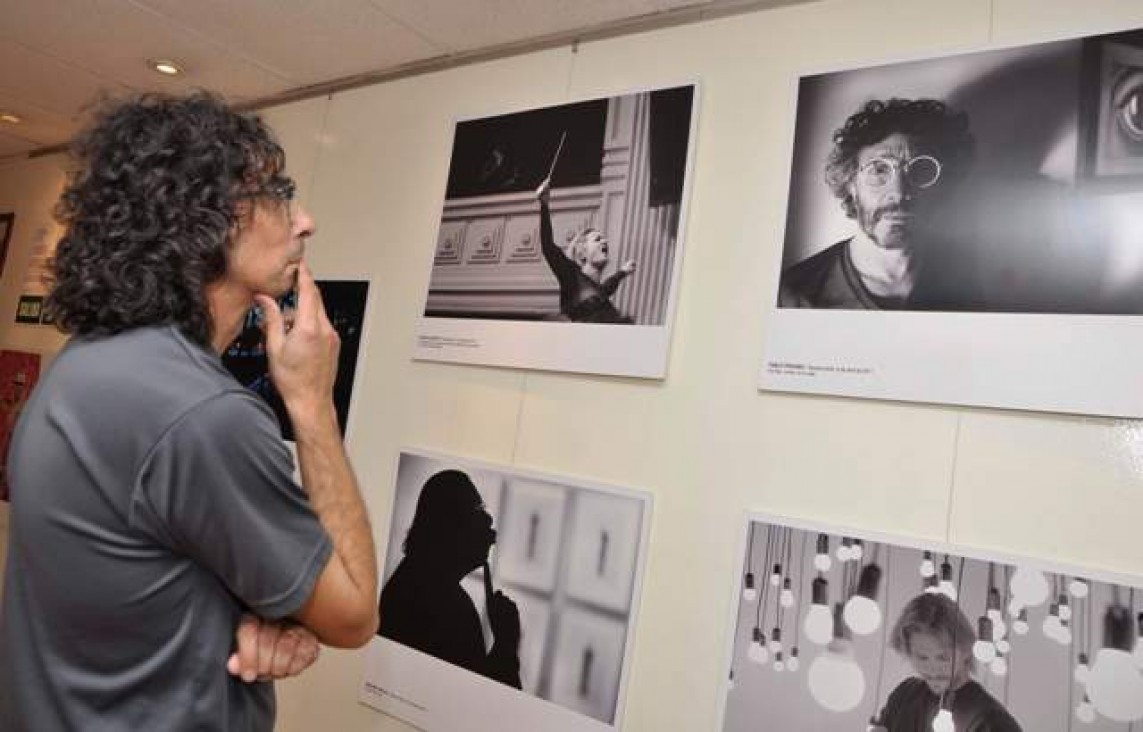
[535,177,551,205]
[620,259,636,275]
[487,590,521,648]
[227,614,320,683]
[255,262,340,428]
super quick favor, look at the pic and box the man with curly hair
[0,93,378,731]
[779,98,974,309]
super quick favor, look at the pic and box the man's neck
[205,279,254,354]
[580,263,604,284]
[848,231,919,299]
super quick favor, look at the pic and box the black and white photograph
[222,279,369,441]
[761,28,1143,417]
[720,515,1143,732]
[360,450,651,732]
[414,84,697,378]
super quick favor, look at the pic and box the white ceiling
[0,0,806,162]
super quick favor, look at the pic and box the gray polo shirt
[0,326,332,731]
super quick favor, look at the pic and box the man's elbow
[312,603,379,649]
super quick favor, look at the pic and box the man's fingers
[256,620,280,681]
[254,295,284,350]
[270,627,300,678]
[285,626,321,676]
[234,615,261,682]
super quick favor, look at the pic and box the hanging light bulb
[773,651,785,672]
[923,574,941,594]
[938,561,957,601]
[1075,697,1096,724]
[743,572,757,602]
[995,638,1011,655]
[1069,577,1090,599]
[920,551,936,578]
[748,627,770,664]
[851,539,865,561]
[768,627,783,654]
[780,577,795,608]
[990,655,1008,676]
[1058,594,1072,622]
[728,668,736,691]
[1057,619,1073,646]
[1087,605,1143,722]
[1007,596,1024,618]
[1134,613,1143,669]
[814,534,832,573]
[844,563,884,635]
[787,647,800,672]
[1074,653,1091,684]
[931,707,955,732]
[973,616,997,663]
[867,716,889,732]
[807,605,866,712]
[837,537,853,563]
[1042,603,1063,641]
[1012,608,1029,635]
[805,577,835,645]
[985,588,1005,640]
[770,562,783,587]
[1010,566,1050,607]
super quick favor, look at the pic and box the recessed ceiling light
[149,59,184,76]
[0,112,20,125]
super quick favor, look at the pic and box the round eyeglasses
[857,155,942,190]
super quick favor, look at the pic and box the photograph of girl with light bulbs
[720,517,1143,731]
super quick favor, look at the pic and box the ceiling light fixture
[0,112,21,124]
[150,59,184,76]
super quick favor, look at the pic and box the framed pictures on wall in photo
[719,513,1143,731]
[414,83,699,379]
[361,449,653,732]
[760,27,1143,417]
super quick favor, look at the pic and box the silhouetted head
[403,470,496,575]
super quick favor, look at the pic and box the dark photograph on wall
[720,515,1143,732]
[778,29,1143,315]
[0,213,14,283]
[222,280,368,441]
[762,26,1143,419]
[415,84,698,379]
[361,450,651,732]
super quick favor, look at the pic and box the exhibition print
[720,514,1143,732]
[360,450,651,732]
[761,28,1143,417]
[222,280,369,441]
[415,84,697,378]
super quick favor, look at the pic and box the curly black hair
[824,98,974,219]
[47,91,288,347]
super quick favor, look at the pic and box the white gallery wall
[2,0,1143,730]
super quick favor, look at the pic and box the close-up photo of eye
[1112,68,1143,142]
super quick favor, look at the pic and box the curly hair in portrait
[47,91,289,347]
[824,98,975,219]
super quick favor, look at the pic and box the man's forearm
[292,404,379,646]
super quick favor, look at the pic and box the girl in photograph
[874,593,1022,732]
[535,177,636,323]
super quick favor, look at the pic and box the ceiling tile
[134,0,444,86]
[370,0,662,51]
[3,0,296,103]
[0,41,126,118]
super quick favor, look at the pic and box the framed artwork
[363,449,652,732]
[563,491,642,613]
[414,83,698,378]
[720,514,1143,731]
[761,26,1143,417]
[0,213,13,282]
[0,350,41,500]
[497,479,568,593]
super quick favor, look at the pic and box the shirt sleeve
[131,389,332,620]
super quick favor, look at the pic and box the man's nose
[292,202,316,237]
